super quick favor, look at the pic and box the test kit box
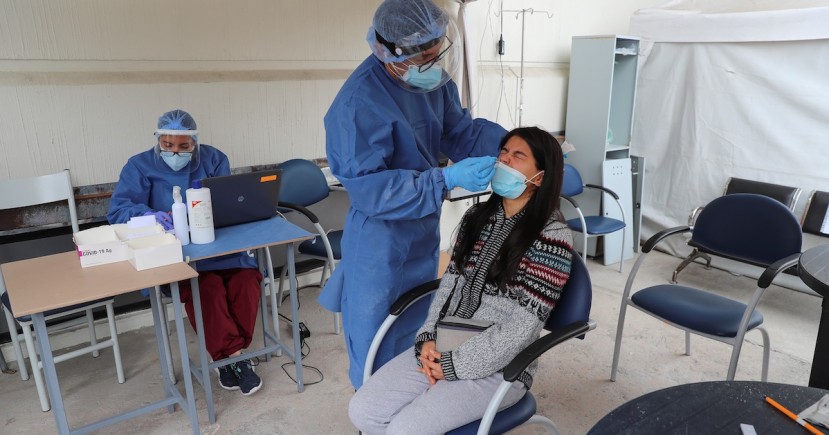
[74,226,131,268]
[74,223,183,270]
[124,233,183,271]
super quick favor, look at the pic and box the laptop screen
[199,169,282,228]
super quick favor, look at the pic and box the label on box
[74,226,130,267]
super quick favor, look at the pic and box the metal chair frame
[274,159,342,335]
[0,169,124,411]
[672,177,801,283]
[363,249,595,435]
[561,164,627,273]
[612,194,803,383]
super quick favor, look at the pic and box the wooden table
[2,252,198,435]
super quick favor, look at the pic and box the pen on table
[764,395,824,435]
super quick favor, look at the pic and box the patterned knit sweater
[415,202,573,389]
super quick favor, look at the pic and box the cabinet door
[602,159,634,265]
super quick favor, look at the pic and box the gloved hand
[443,156,497,192]
[143,210,174,231]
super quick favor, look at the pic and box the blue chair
[611,194,803,382]
[364,249,595,435]
[671,177,802,283]
[275,159,342,334]
[561,164,627,273]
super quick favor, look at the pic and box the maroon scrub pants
[179,268,263,361]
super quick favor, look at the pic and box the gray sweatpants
[349,346,527,435]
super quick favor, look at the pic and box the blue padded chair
[671,177,802,283]
[561,164,627,273]
[364,249,595,435]
[275,159,342,334]
[611,194,803,382]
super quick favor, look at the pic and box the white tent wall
[629,0,829,290]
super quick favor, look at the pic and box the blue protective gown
[319,55,507,388]
[107,144,256,272]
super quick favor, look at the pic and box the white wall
[0,0,379,186]
[0,0,662,187]
[462,0,664,131]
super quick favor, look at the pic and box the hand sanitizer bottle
[171,186,190,245]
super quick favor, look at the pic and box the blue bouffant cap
[157,109,197,132]
[368,0,448,63]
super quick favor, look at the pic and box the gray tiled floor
[0,249,821,434]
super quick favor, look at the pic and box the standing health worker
[319,0,508,388]
[108,109,264,396]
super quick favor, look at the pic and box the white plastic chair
[0,169,124,411]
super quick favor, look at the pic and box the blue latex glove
[443,156,497,192]
[143,210,174,231]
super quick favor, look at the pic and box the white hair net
[366,0,462,92]
[153,109,200,173]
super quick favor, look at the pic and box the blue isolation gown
[107,144,256,272]
[320,55,507,388]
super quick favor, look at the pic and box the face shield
[367,0,461,93]
[153,109,201,173]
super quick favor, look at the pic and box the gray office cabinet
[564,35,639,265]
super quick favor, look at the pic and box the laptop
[200,169,282,228]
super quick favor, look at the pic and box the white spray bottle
[171,186,190,245]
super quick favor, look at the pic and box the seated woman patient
[349,126,574,434]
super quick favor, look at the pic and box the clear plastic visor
[153,132,200,173]
[369,12,461,93]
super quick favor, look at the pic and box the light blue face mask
[403,65,443,90]
[160,151,192,172]
[491,162,543,199]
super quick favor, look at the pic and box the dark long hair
[452,127,565,287]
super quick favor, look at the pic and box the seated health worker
[319,0,508,390]
[107,109,263,396]
[349,127,574,434]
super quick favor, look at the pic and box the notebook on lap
[200,169,282,228]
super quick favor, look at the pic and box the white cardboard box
[112,222,165,240]
[74,226,131,267]
[125,233,183,271]
[74,223,180,269]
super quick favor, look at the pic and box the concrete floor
[0,249,821,434]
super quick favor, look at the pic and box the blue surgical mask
[491,162,543,199]
[160,151,192,172]
[403,65,443,90]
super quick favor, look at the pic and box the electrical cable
[281,338,324,386]
[272,284,323,386]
